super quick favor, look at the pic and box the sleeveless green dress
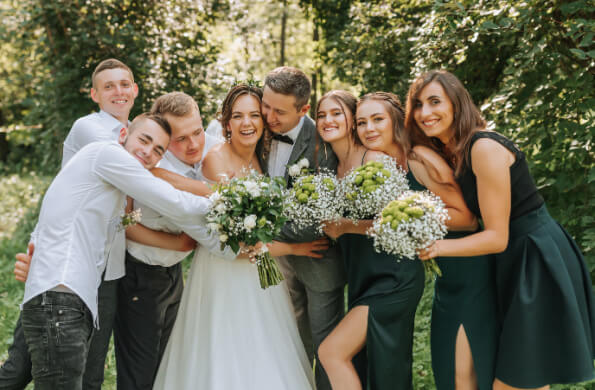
[337,170,425,390]
[456,131,595,387]
[431,231,498,389]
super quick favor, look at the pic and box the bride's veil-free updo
[219,83,272,161]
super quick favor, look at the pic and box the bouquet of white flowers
[339,156,409,220]
[284,168,342,235]
[206,172,287,289]
[370,191,449,277]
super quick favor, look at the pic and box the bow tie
[272,133,294,145]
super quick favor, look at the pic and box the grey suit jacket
[257,116,346,292]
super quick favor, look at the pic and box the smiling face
[356,100,396,152]
[227,94,264,147]
[261,86,309,134]
[91,68,138,124]
[413,81,455,144]
[316,97,352,144]
[164,109,205,166]
[119,118,169,169]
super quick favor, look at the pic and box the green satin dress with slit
[431,230,499,389]
[337,170,426,390]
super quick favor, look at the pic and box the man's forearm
[151,167,212,197]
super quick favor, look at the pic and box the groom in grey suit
[258,66,345,390]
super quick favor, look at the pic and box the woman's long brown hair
[404,70,486,176]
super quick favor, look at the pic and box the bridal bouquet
[206,172,287,289]
[283,168,342,234]
[339,156,409,220]
[370,191,449,277]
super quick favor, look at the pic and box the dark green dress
[431,231,498,389]
[337,170,425,390]
[456,131,595,388]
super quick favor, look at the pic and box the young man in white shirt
[19,114,221,390]
[0,58,139,390]
[113,92,224,390]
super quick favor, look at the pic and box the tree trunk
[0,109,8,162]
[310,24,319,117]
[279,0,287,66]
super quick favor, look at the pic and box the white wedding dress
[153,244,315,389]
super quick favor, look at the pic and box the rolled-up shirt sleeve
[92,143,214,243]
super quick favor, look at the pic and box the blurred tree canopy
[0,0,223,172]
[0,0,593,266]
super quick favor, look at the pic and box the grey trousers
[277,256,345,390]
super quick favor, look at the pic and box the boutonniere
[288,158,310,178]
[118,208,142,231]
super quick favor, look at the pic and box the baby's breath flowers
[206,171,287,289]
[284,169,342,234]
[119,208,142,231]
[339,156,409,220]
[370,191,449,277]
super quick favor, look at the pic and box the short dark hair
[92,59,134,88]
[264,66,311,109]
[128,113,172,137]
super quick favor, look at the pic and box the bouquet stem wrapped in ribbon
[206,172,287,289]
[370,191,449,278]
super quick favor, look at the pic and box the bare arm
[267,238,330,258]
[409,146,477,231]
[151,167,212,197]
[419,138,514,259]
[323,218,373,239]
[126,224,196,252]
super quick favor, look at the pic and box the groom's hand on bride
[291,238,330,259]
[14,242,34,282]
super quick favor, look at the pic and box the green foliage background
[0,0,593,389]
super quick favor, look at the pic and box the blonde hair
[150,92,200,117]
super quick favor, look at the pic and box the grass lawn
[0,173,592,389]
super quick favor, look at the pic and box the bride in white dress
[153,85,326,390]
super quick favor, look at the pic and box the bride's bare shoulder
[202,143,230,182]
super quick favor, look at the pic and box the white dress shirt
[61,110,128,281]
[24,141,226,326]
[62,110,124,167]
[267,117,304,178]
[126,138,232,267]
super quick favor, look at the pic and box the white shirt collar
[98,110,128,129]
[283,116,305,142]
[161,151,200,178]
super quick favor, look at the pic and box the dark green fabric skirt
[352,262,425,390]
[494,205,595,387]
[431,231,499,390]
